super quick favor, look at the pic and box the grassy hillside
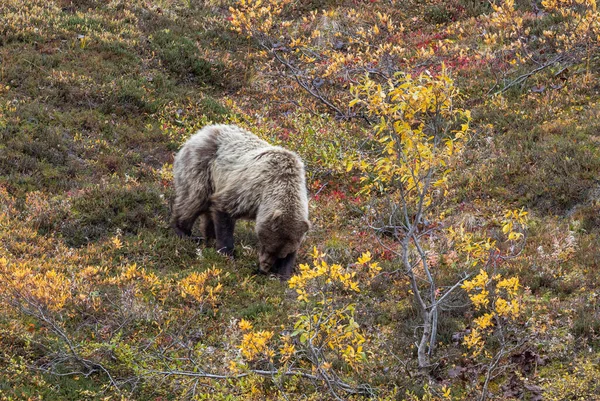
[0,0,599,399]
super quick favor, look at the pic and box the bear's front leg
[213,210,236,257]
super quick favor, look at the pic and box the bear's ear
[301,219,310,233]
[270,209,283,230]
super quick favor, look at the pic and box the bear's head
[257,209,309,275]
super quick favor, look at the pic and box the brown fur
[171,124,309,278]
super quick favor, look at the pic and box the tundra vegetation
[0,0,599,400]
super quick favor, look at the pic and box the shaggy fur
[171,124,309,278]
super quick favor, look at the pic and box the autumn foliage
[0,0,599,400]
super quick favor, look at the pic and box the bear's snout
[258,252,277,273]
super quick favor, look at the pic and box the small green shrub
[106,77,160,115]
[62,184,168,246]
[0,119,81,193]
[424,5,454,24]
[152,29,218,84]
[240,302,275,320]
[572,304,600,349]
[200,95,230,121]
[573,203,600,232]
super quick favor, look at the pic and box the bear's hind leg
[172,193,208,238]
[213,210,236,257]
[200,214,216,242]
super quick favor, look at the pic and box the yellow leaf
[357,251,372,265]
[239,319,253,331]
[346,160,354,172]
[112,236,123,249]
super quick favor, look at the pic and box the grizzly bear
[171,124,309,278]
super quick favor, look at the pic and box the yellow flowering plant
[287,248,379,370]
[179,266,224,310]
[231,248,378,397]
[462,270,523,357]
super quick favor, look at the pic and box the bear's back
[212,125,271,164]
[202,125,307,221]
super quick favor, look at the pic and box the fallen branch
[0,276,122,391]
[491,55,564,96]
[147,368,374,397]
[261,41,348,118]
[255,38,372,124]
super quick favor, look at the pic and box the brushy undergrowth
[0,0,599,400]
